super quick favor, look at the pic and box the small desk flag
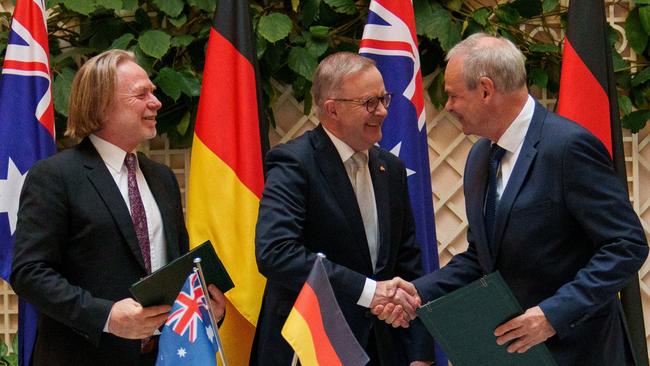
[157,272,218,365]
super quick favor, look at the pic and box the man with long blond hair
[11,49,225,365]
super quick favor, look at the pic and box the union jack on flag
[0,1,55,365]
[360,1,446,364]
[157,272,218,365]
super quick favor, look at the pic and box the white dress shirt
[494,95,535,199]
[323,127,379,308]
[89,135,168,332]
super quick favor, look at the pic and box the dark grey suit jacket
[11,138,188,366]
[413,102,648,365]
[251,125,434,365]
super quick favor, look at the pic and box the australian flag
[360,1,446,364]
[157,272,218,365]
[0,0,55,365]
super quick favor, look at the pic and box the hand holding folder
[416,272,557,366]
[129,240,234,307]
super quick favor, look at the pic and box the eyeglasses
[331,93,393,113]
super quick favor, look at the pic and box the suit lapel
[491,102,546,266]
[369,148,390,273]
[139,154,180,262]
[312,126,374,271]
[464,138,494,270]
[80,139,148,272]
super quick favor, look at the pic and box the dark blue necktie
[485,144,506,245]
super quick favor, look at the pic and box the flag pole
[193,258,228,366]
[290,353,298,366]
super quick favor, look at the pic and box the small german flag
[282,255,369,366]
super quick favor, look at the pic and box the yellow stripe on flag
[187,136,266,364]
[282,308,320,366]
[218,299,256,366]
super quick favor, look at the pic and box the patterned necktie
[484,144,506,246]
[348,152,378,270]
[125,153,151,273]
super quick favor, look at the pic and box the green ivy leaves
[138,30,171,59]
[415,0,461,52]
[620,3,650,131]
[258,13,293,43]
[3,0,648,148]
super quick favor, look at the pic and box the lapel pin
[379,165,386,172]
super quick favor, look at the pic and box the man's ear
[478,76,495,101]
[323,99,338,119]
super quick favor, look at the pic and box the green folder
[417,272,557,366]
[129,240,234,307]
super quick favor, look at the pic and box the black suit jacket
[11,138,189,366]
[251,125,434,365]
[413,102,648,365]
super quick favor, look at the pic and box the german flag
[187,0,268,364]
[281,256,369,366]
[557,1,647,365]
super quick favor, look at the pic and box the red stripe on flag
[9,0,54,137]
[558,39,612,154]
[3,61,49,74]
[294,284,344,366]
[359,39,412,53]
[13,0,49,53]
[373,0,417,44]
[194,28,264,198]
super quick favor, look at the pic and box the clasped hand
[108,284,226,339]
[369,277,421,328]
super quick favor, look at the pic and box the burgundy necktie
[125,153,151,273]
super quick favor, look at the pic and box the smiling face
[444,56,489,137]
[96,60,161,152]
[325,67,388,151]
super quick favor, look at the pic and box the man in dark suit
[10,49,225,366]
[376,33,649,365]
[251,52,433,365]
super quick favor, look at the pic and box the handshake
[369,277,421,328]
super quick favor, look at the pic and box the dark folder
[417,272,557,366]
[129,240,234,307]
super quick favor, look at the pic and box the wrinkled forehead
[339,66,385,95]
[115,61,155,92]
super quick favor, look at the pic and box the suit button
[569,323,575,328]
[364,311,373,319]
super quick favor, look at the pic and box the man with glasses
[252,52,434,365]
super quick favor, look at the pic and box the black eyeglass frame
[330,93,393,113]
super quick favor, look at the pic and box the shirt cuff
[357,278,377,308]
[103,315,110,333]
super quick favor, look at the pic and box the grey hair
[446,33,526,93]
[310,52,377,116]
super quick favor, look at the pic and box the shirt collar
[322,125,369,162]
[88,134,136,172]
[496,94,535,153]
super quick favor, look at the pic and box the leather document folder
[417,272,557,366]
[130,240,234,307]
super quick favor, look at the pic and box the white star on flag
[205,324,215,343]
[0,158,28,235]
[388,142,416,177]
[177,347,186,358]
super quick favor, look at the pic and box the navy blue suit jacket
[252,125,434,365]
[413,102,648,365]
